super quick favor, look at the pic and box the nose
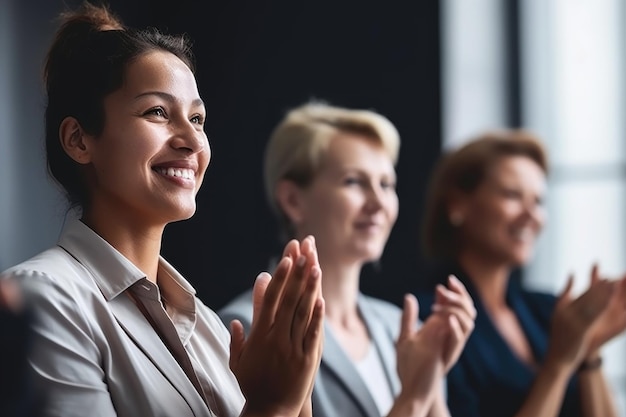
[364,184,384,213]
[171,120,207,154]
[523,198,545,228]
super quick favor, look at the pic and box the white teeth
[156,167,194,179]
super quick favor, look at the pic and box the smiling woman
[220,101,477,417]
[0,2,325,417]
[416,129,626,417]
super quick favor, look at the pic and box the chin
[507,251,533,267]
[169,204,197,222]
[356,247,385,263]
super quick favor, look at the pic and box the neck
[457,250,512,310]
[318,254,363,325]
[82,208,164,284]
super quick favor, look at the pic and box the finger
[434,284,447,305]
[306,235,319,268]
[574,279,614,325]
[398,293,418,343]
[273,240,315,337]
[447,314,464,346]
[436,284,477,320]
[447,274,467,295]
[447,276,476,316]
[557,274,575,306]
[252,272,272,323]
[590,263,600,285]
[282,238,301,259]
[255,256,294,328]
[302,236,321,301]
[619,276,626,300]
[291,265,322,349]
[229,319,245,370]
[303,296,325,354]
[431,304,475,335]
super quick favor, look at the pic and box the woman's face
[456,155,546,267]
[84,50,210,225]
[294,132,398,265]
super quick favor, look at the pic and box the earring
[450,212,464,226]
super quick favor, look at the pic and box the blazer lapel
[321,322,381,417]
[358,297,401,396]
[108,294,211,417]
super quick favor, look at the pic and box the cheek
[466,205,507,240]
[315,192,359,224]
[199,138,211,169]
[385,195,399,222]
[535,207,547,228]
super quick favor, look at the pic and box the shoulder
[218,288,254,332]
[1,247,94,302]
[523,288,558,304]
[3,246,81,280]
[520,287,559,317]
[359,293,402,323]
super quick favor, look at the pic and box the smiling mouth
[153,167,195,180]
[511,228,537,243]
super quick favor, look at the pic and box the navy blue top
[416,263,581,417]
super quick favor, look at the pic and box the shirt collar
[57,219,196,306]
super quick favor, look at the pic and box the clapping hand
[585,264,626,354]
[545,273,614,371]
[229,236,325,417]
[394,294,448,410]
[430,275,476,372]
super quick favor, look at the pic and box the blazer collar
[358,296,401,395]
[320,294,399,417]
[57,219,211,416]
[108,292,212,416]
[57,219,146,300]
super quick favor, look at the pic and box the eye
[381,179,396,190]
[190,114,205,125]
[501,188,522,199]
[144,106,167,118]
[344,177,363,186]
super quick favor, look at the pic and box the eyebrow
[134,91,204,108]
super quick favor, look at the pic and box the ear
[275,179,306,225]
[59,117,93,165]
[447,189,468,227]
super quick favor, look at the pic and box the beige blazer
[0,220,244,417]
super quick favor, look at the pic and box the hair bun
[59,2,124,32]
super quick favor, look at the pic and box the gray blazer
[220,289,402,417]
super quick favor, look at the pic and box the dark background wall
[51,0,443,310]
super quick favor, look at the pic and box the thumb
[399,293,418,342]
[229,319,245,371]
[557,274,575,306]
[590,263,600,285]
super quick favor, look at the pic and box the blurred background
[1,0,624,413]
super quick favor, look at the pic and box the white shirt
[354,342,395,416]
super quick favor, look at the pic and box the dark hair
[421,129,549,260]
[44,2,195,209]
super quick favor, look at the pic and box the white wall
[441,0,508,148]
